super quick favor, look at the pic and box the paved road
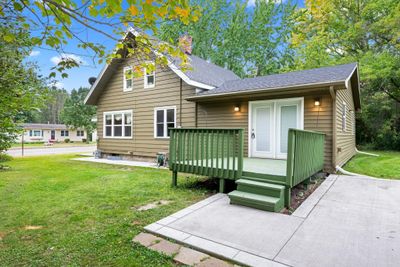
[6,146,97,157]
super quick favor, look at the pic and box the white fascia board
[344,64,358,89]
[84,63,109,104]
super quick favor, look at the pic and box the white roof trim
[84,63,109,104]
[84,27,215,104]
[344,64,358,89]
[167,62,214,90]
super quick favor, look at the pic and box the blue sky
[26,0,304,92]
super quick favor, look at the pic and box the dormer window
[144,62,155,88]
[123,66,133,91]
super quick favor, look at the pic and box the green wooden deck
[169,128,325,211]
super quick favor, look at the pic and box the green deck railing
[169,128,244,182]
[286,129,325,188]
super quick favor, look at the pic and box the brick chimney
[179,34,192,55]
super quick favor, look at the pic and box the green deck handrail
[169,128,244,180]
[286,129,325,187]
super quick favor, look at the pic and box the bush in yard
[82,138,87,143]
[64,138,70,143]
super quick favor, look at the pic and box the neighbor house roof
[21,123,69,130]
[187,63,361,110]
[85,28,239,105]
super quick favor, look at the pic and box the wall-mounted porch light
[314,98,321,107]
[234,105,240,112]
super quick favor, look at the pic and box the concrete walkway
[145,175,400,267]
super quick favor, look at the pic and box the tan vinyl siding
[197,92,333,171]
[96,58,196,158]
[335,85,356,166]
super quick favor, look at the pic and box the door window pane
[280,105,297,153]
[255,107,271,152]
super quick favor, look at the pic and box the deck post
[219,178,225,193]
[285,187,291,208]
[172,171,177,187]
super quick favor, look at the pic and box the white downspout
[355,148,379,157]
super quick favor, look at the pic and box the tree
[60,88,96,142]
[158,0,297,78]
[290,0,400,149]
[1,0,201,77]
[0,22,47,154]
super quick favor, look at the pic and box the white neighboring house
[17,123,87,143]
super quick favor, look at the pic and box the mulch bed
[282,174,326,215]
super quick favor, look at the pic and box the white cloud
[50,53,87,66]
[48,81,64,89]
[29,50,40,57]
[247,0,284,7]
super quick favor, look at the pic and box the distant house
[17,123,87,143]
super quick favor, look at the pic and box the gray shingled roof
[178,55,239,87]
[196,63,358,97]
[21,123,68,130]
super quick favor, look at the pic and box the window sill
[123,88,133,92]
[154,137,170,140]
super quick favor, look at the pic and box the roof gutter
[186,80,346,101]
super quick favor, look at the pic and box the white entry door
[250,98,303,159]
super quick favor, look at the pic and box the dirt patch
[0,232,6,241]
[23,225,43,230]
[135,200,172,211]
[282,175,326,215]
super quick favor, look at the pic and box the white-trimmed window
[104,110,132,138]
[61,130,69,137]
[154,107,176,138]
[342,102,347,132]
[123,66,133,91]
[77,130,85,137]
[144,62,155,88]
[29,130,42,137]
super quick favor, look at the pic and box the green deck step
[236,179,285,198]
[228,190,284,212]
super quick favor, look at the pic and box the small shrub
[0,153,12,163]
[64,138,70,143]
[82,138,87,143]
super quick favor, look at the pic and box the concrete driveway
[6,146,96,157]
[145,175,400,267]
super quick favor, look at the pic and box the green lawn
[343,151,400,179]
[0,155,213,266]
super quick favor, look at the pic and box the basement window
[154,107,176,138]
[104,110,132,138]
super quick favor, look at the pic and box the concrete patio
[145,174,400,267]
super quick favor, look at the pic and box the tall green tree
[1,0,201,77]
[60,88,96,142]
[0,22,47,154]
[291,0,400,149]
[158,0,297,78]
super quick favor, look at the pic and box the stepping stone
[174,246,209,265]
[149,239,181,256]
[132,232,162,247]
[196,257,233,267]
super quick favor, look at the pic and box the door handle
[251,129,255,139]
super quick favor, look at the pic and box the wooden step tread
[236,179,285,190]
[228,190,280,205]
